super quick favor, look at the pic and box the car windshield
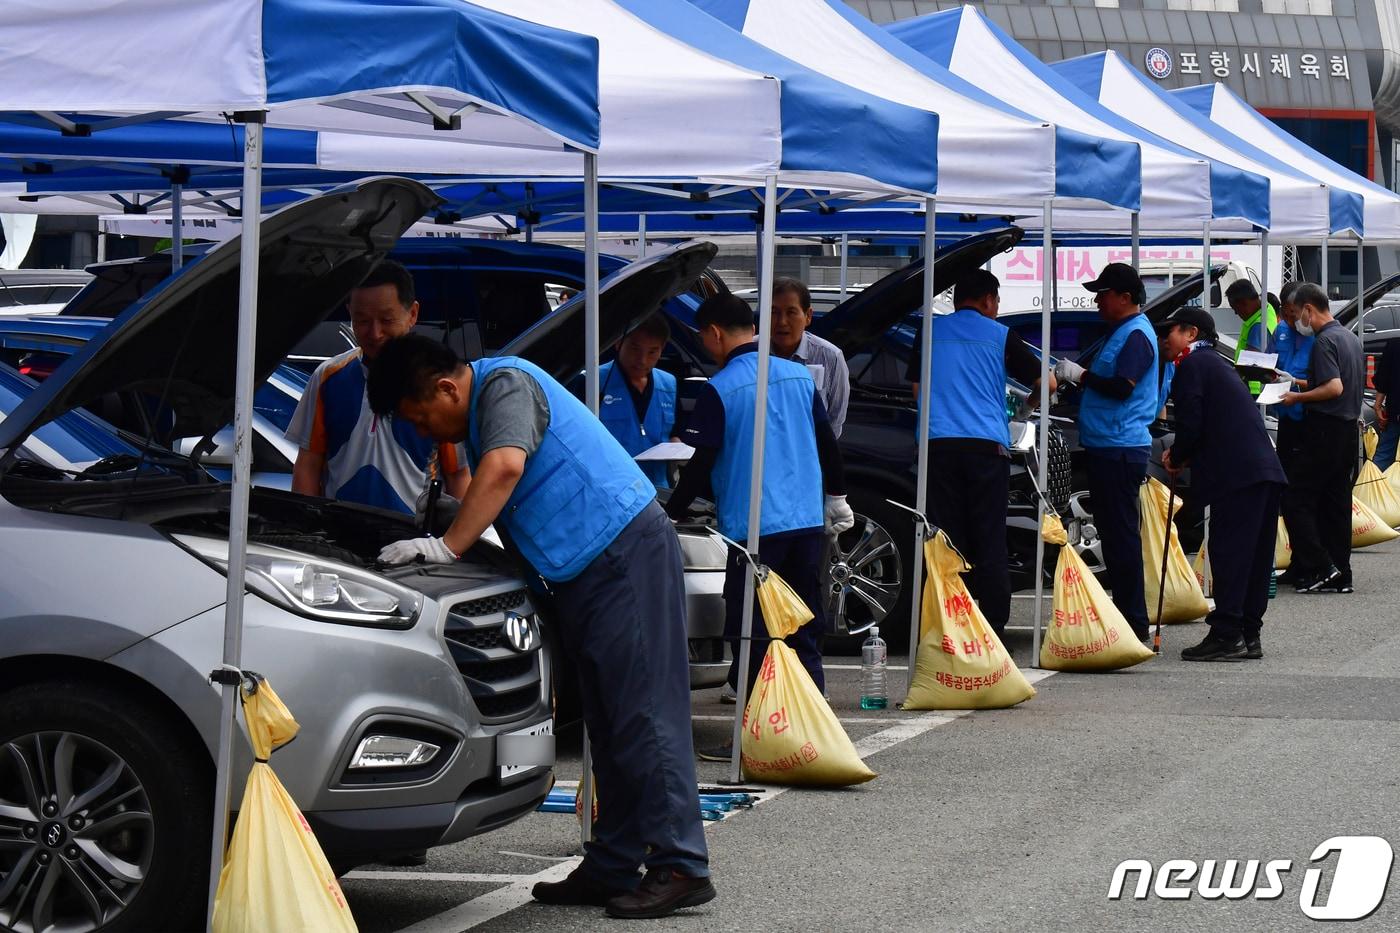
[0,363,142,471]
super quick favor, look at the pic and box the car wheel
[825,491,910,650]
[0,682,210,933]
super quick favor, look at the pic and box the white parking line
[385,672,1059,933]
[345,871,533,884]
[691,713,914,724]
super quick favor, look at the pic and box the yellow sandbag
[1140,478,1209,624]
[1352,496,1400,548]
[1039,515,1154,672]
[1385,462,1400,498]
[740,571,875,786]
[903,532,1036,710]
[1274,518,1292,570]
[1355,464,1400,529]
[213,679,357,933]
[1191,546,1213,597]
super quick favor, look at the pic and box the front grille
[445,590,542,723]
[1047,426,1072,514]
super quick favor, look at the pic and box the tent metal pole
[729,175,778,783]
[1357,239,1367,336]
[1130,212,1140,268]
[839,232,849,301]
[1320,235,1328,296]
[638,214,647,259]
[1031,200,1052,665]
[96,231,107,263]
[1260,230,1270,310]
[171,182,184,272]
[1203,221,1211,315]
[906,200,936,691]
[579,151,601,844]
[206,114,264,929]
[524,222,533,244]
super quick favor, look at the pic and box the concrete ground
[343,537,1400,932]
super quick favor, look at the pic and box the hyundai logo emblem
[503,612,537,653]
[45,824,63,846]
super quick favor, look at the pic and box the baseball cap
[1081,262,1143,295]
[1152,305,1218,340]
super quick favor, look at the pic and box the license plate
[498,719,554,781]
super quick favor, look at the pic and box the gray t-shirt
[475,368,550,458]
[1307,320,1364,420]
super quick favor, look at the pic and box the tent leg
[579,151,601,844]
[729,176,778,783]
[96,231,107,263]
[1320,235,1328,296]
[206,114,264,930]
[839,232,849,301]
[1357,240,1366,336]
[171,182,184,272]
[1130,212,1140,268]
[1032,200,1052,666]
[638,214,647,260]
[1260,230,1270,308]
[906,199,936,693]
[1203,221,1211,314]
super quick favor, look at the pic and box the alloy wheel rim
[825,514,903,636]
[0,731,153,933]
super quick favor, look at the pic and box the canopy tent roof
[0,0,601,152]
[1174,82,1400,243]
[690,0,1141,214]
[886,6,1270,235]
[1054,51,1363,242]
[319,0,939,196]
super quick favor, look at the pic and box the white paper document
[1255,378,1291,406]
[635,441,695,462]
[1236,350,1278,370]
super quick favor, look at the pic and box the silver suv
[0,179,555,932]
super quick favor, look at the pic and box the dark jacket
[1167,346,1286,501]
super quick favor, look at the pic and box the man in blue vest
[1054,263,1160,642]
[1158,307,1286,660]
[914,269,1054,638]
[1273,282,1314,583]
[598,314,677,487]
[665,293,851,751]
[366,335,714,920]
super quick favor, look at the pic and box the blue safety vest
[708,351,824,542]
[1158,361,1176,413]
[1272,320,1313,422]
[598,361,676,488]
[466,357,653,582]
[925,308,1012,447]
[1079,313,1160,449]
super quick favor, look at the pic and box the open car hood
[808,227,1024,355]
[1334,272,1400,327]
[0,177,439,452]
[500,240,717,382]
[1141,263,1227,323]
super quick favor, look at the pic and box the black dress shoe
[1299,566,1342,594]
[606,867,716,919]
[1243,634,1263,660]
[1181,633,1247,662]
[533,866,635,906]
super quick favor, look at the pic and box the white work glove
[1054,359,1086,386]
[378,536,458,566]
[824,495,855,535]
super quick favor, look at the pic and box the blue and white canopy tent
[1055,50,1366,309]
[0,0,602,916]
[1176,80,1400,321]
[887,6,1272,243]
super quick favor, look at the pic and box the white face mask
[1295,316,1314,337]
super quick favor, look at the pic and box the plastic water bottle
[860,627,888,710]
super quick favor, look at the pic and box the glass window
[1270,116,1370,180]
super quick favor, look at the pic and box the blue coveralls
[466,356,708,888]
[598,360,677,488]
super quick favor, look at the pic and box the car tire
[0,681,211,933]
[826,488,913,653]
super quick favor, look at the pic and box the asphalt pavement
[343,537,1400,932]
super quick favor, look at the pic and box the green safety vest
[1234,302,1278,396]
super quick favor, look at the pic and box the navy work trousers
[550,500,709,886]
[1205,482,1283,638]
[925,448,1012,636]
[1287,414,1359,582]
[723,529,826,699]
[1085,450,1149,636]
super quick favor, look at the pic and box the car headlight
[677,529,728,571]
[173,534,422,628]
